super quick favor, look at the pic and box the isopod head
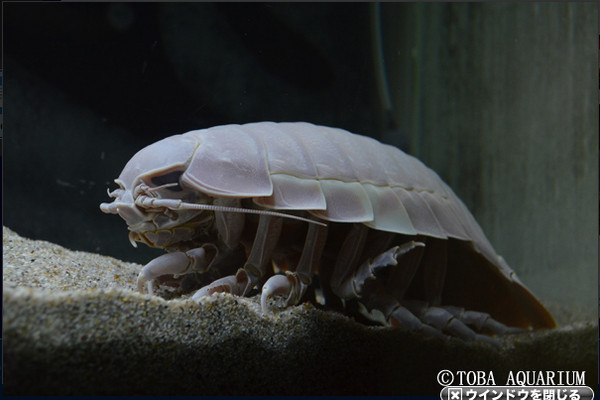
[100,135,213,249]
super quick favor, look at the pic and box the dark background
[4,3,391,263]
[4,3,596,313]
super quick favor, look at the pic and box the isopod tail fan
[442,240,556,330]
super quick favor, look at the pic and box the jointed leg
[193,215,283,300]
[337,239,509,344]
[384,237,425,301]
[359,280,445,339]
[421,238,447,306]
[331,240,425,300]
[261,221,328,312]
[329,224,369,299]
[137,244,217,294]
[440,305,524,335]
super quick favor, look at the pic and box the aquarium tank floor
[2,226,597,395]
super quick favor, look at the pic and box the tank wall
[381,3,598,310]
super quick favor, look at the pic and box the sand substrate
[3,226,597,395]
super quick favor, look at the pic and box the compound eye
[150,171,183,192]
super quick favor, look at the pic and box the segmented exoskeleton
[100,122,555,342]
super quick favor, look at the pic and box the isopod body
[101,121,555,340]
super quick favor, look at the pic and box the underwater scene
[2,2,598,396]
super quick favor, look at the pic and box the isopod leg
[295,222,329,284]
[192,268,251,299]
[329,240,443,338]
[404,301,501,346]
[359,280,445,339]
[261,222,328,312]
[213,198,245,249]
[331,241,425,300]
[242,214,283,287]
[344,243,500,345]
[384,238,425,300]
[193,214,282,299]
[421,238,447,306]
[329,224,368,299]
[137,245,217,294]
[441,305,525,335]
